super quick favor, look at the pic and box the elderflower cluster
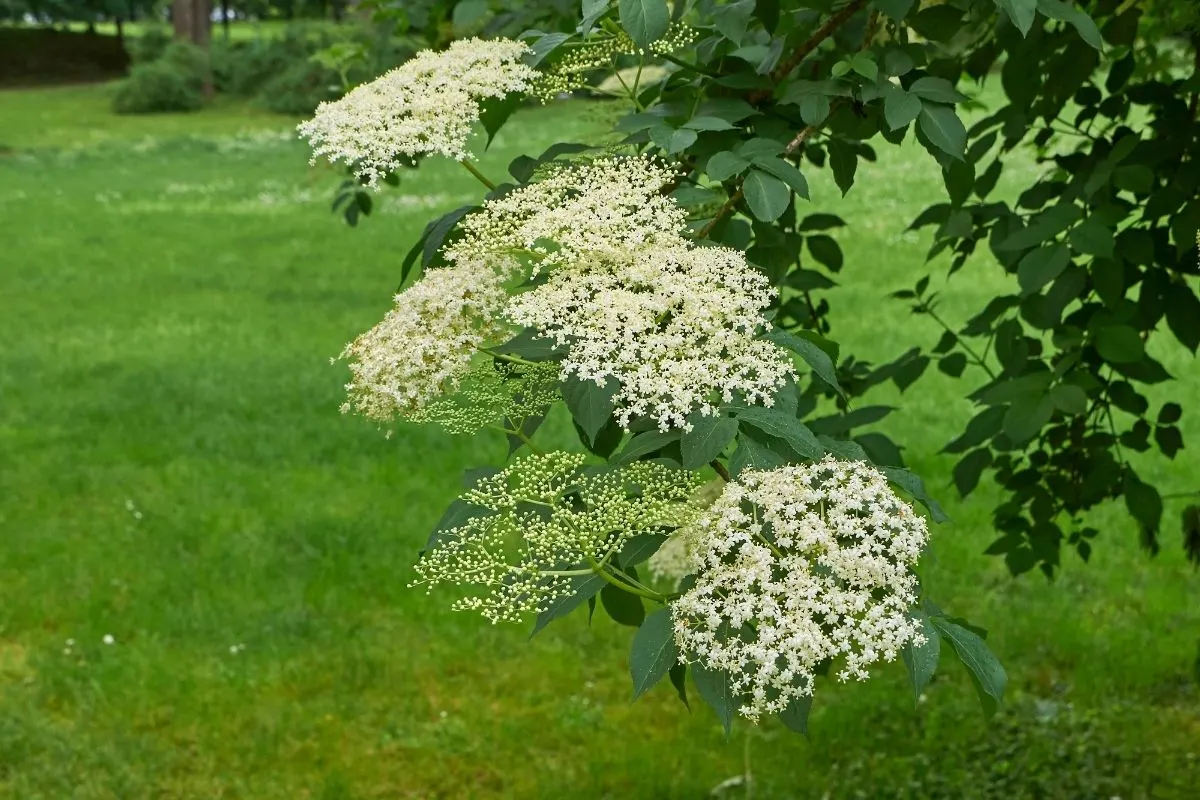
[671,457,929,722]
[409,360,561,434]
[339,260,515,422]
[507,244,794,430]
[411,452,702,623]
[447,156,687,271]
[299,38,537,187]
[531,24,697,101]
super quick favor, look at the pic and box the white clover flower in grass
[446,155,688,272]
[298,38,537,187]
[507,244,794,430]
[411,452,703,624]
[671,457,929,722]
[339,259,515,423]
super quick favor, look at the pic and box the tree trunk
[116,17,124,43]
[221,0,231,40]
[172,0,214,98]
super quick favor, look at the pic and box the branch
[748,0,869,104]
[696,104,840,240]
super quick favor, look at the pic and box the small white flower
[102,634,115,645]
[66,638,75,646]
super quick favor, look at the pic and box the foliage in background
[112,39,208,112]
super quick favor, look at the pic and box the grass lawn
[0,83,1197,799]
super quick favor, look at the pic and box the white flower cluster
[508,244,793,430]
[531,24,697,101]
[298,38,537,186]
[338,260,514,422]
[671,457,929,722]
[447,156,687,271]
[411,452,702,623]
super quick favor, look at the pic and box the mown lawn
[0,83,1197,799]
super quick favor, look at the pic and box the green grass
[0,83,1197,799]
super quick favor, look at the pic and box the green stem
[480,348,541,368]
[459,159,497,190]
[658,51,720,77]
[920,303,998,381]
[586,554,669,603]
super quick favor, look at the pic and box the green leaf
[620,533,666,567]
[872,0,916,22]
[908,77,968,104]
[683,116,737,131]
[1017,243,1070,295]
[692,663,736,735]
[613,429,682,464]
[1051,384,1088,415]
[755,157,810,199]
[828,139,858,195]
[1094,325,1145,364]
[798,213,847,232]
[734,406,823,459]
[849,52,878,82]
[562,375,618,445]
[1069,219,1115,257]
[931,616,1006,717]
[943,159,975,207]
[618,0,669,49]
[806,234,844,272]
[766,329,844,396]
[421,205,476,266]
[1002,393,1055,445]
[729,431,789,476]
[601,580,645,627]
[531,572,606,637]
[743,169,791,222]
[1037,0,1104,50]
[1165,285,1200,353]
[778,693,813,735]
[883,467,950,523]
[996,0,1037,36]
[579,0,611,35]
[707,151,750,181]
[669,663,690,708]
[798,93,831,125]
[884,87,922,131]
[1158,402,1183,425]
[918,104,966,160]
[902,612,940,701]
[651,125,698,154]
[997,203,1083,251]
[1124,469,1163,533]
[952,448,992,497]
[630,608,678,700]
[478,93,523,148]
[681,415,739,468]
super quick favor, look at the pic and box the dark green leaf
[422,205,476,266]
[729,430,789,476]
[1037,0,1104,50]
[562,375,619,445]
[1159,402,1183,425]
[909,77,968,104]
[765,327,844,396]
[681,415,739,468]
[621,534,666,567]
[1068,219,1115,257]
[619,0,669,49]
[799,93,831,126]
[478,93,523,148]
[692,663,736,735]
[779,693,813,735]
[497,329,568,361]
[806,234,845,272]
[1165,285,1200,353]
[1051,384,1088,414]
[756,157,810,199]
[601,580,645,627]
[884,467,950,523]
[997,203,1082,251]
[669,663,690,708]
[1002,393,1055,445]
[708,151,751,181]
[902,612,940,701]
[613,429,683,464]
[943,159,975,206]
[884,87,923,131]
[531,571,606,637]
[1155,425,1183,459]
[828,139,858,195]
[931,616,1006,717]
[743,169,791,222]
[1094,324,1145,364]
[953,448,992,497]
[1017,243,1070,295]
[996,0,1038,36]
[734,406,822,459]
[1124,469,1163,534]
[798,213,847,232]
[918,104,966,160]
[872,0,916,22]
[424,498,490,551]
[944,406,1005,453]
[506,413,546,457]
[631,608,679,700]
[938,352,968,377]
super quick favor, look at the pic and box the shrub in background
[112,41,207,115]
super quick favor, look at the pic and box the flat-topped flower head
[506,243,794,430]
[339,259,514,422]
[447,155,688,272]
[671,457,929,722]
[411,453,703,624]
[299,38,537,187]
